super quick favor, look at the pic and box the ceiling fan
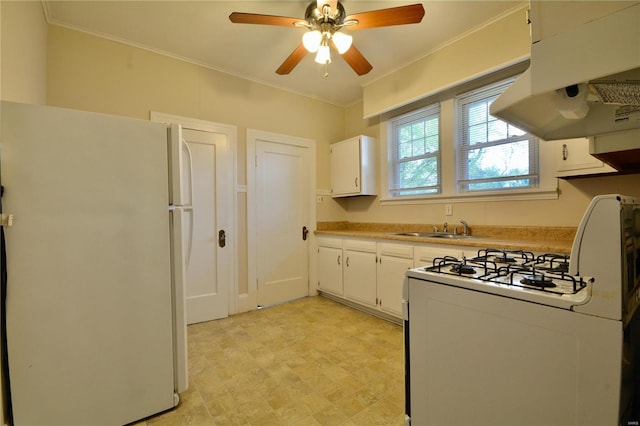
[229,1,425,76]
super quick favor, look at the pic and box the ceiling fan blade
[345,4,425,30]
[339,44,373,76]
[229,12,302,27]
[276,44,309,75]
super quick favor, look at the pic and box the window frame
[455,78,540,193]
[379,65,558,205]
[388,103,442,198]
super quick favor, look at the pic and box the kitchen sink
[389,232,472,239]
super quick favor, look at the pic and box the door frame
[150,111,238,315]
[245,129,316,312]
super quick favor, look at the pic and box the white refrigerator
[0,101,189,425]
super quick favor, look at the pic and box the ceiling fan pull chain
[324,62,329,78]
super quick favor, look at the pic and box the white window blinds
[389,104,441,197]
[456,78,539,192]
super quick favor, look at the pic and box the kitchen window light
[381,63,557,205]
[456,78,539,192]
[389,104,441,197]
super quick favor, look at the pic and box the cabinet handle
[302,226,309,241]
[354,177,359,188]
[562,144,568,161]
[337,255,341,265]
[218,229,226,248]
[346,257,350,267]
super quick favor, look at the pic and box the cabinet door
[330,138,361,196]
[377,255,412,317]
[317,246,343,295]
[344,249,377,307]
[555,138,614,177]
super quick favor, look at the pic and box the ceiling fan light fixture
[332,31,352,54]
[230,1,425,76]
[314,44,331,64]
[302,30,322,53]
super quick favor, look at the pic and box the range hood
[490,3,640,148]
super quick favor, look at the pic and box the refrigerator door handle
[182,137,195,208]
[184,206,194,269]
[169,123,195,207]
[170,205,194,273]
[170,208,189,393]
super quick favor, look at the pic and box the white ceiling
[43,1,526,106]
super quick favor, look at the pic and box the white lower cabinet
[317,237,344,296]
[377,243,413,317]
[414,245,465,267]
[317,236,474,321]
[343,239,378,307]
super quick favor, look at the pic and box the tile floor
[137,295,405,426]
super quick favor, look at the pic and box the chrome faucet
[442,222,448,233]
[459,220,468,236]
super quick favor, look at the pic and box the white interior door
[248,131,315,308]
[152,112,237,324]
[182,129,228,324]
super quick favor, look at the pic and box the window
[456,78,539,192]
[389,104,440,197]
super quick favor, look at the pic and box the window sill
[379,187,559,205]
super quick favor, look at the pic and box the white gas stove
[403,194,640,426]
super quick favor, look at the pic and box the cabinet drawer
[378,242,413,259]
[414,246,462,267]
[343,239,376,253]
[317,236,343,249]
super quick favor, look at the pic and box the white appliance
[403,194,640,425]
[490,3,640,144]
[0,101,190,425]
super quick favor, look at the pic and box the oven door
[406,277,623,426]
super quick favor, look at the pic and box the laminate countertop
[316,222,577,254]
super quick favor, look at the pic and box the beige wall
[45,25,349,296]
[5,3,640,293]
[1,0,47,104]
[362,6,531,118]
[46,25,346,182]
[346,94,640,227]
[342,7,640,228]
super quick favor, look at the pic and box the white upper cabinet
[555,138,615,178]
[330,135,377,197]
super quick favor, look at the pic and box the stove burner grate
[530,254,570,274]
[423,248,590,296]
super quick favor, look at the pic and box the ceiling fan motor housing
[305,1,346,27]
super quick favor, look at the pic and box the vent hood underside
[490,3,640,142]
